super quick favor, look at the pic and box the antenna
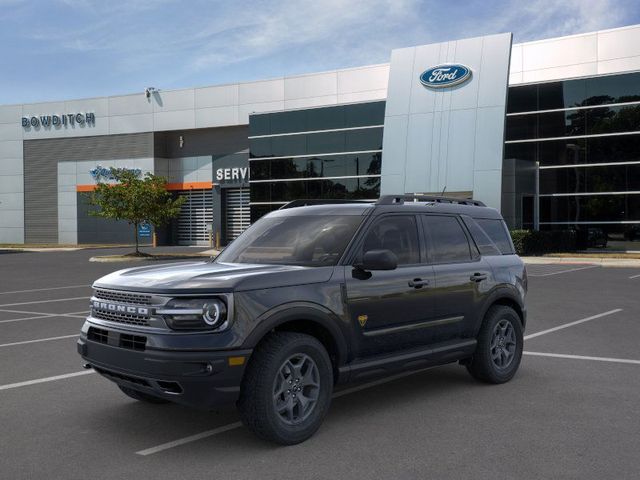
[441,185,447,196]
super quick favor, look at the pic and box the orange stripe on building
[76,181,214,192]
[166,182,213,191]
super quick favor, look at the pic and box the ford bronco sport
[78,195,527,444]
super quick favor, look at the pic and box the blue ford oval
[420,64,472,88]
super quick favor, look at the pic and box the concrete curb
[522,256,640,268]
[89,253,217,263]
[1,247,83,252]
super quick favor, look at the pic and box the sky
[1,0,639,104]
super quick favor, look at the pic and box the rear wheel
[238,331,333,445]
[118,385,169,404]
[466,305,523,384]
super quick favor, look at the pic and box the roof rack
[376,194,486,207]
[279,199,374,210]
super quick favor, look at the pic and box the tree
[86,168,185,255]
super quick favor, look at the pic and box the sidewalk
[522,256,640,268]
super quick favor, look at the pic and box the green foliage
[510,229,577,256]
[86,168,185,253]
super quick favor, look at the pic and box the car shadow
[81,363,529,454]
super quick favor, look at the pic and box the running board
[338,339,477,383]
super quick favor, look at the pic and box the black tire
[466,305,523,384]
[118,385,169,404]
[238,332,333,445]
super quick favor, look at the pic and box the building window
[504,71,640,241]
[507,71,640,113]
[249,101,385,221]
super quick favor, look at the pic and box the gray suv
[78,195,527,444]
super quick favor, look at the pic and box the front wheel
[238,332,333,445]
[466,305,523,384]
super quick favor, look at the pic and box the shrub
[509,229,577,256]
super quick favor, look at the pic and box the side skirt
[337,338,476,384]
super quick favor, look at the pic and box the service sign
[216,167,249,183]
[419,64,472,89]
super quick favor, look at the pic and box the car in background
[588,228,608,248]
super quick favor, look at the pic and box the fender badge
[357,314,368,327]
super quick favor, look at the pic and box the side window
[476,218,515,254]
[361,216,420,265]
[422,215,472,263]
[462,216,502,256]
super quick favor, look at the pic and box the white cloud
[472,0,631,42]
[178,0,424,72]
[7,0,638,96]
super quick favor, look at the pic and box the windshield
[216,215,363,266]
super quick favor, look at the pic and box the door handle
[408,278,429,288]
[470,272,488,282]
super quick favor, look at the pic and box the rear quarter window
[462,217,502,256]
[475,218,515,255]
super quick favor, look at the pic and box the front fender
[240,302,350,366]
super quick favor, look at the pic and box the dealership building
[1,24,639,245]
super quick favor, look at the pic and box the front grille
[92,309,151,326]
[87,327,109,344]
[94,289,152,305]
[120,333,146,351]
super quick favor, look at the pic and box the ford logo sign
[419,64,472,89]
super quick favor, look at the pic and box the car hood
[93,261,334,294]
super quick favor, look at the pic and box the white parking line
[524,309,622,340]
[136,366,435,456]
[136,423,244,456]
[0,370,95,391]
[0,310,88,324]
[0,334,79,348]
[528,265,599,277]
[0,296,88,308]
[524,351,640,365]
[0,285,90,295]
[629,273,640,279]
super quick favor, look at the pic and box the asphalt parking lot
[1,249,639,480]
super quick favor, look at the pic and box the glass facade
[503,71,640,245]
[249,101,384,221]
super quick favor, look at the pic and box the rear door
[421,215,493,341]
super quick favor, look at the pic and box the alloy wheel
[490,319,517,369]
[272,353,321,425]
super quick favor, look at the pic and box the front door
[344,215,435,357]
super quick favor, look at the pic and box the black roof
[271,196,503,220]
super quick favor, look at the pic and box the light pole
[534,161,540,231]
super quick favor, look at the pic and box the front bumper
[77,326,251,410]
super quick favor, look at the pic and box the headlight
[157,298,228,331]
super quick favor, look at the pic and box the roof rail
[376,194,486,207]
[279,199,374,210]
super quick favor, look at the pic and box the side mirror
[359,249,398,271]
